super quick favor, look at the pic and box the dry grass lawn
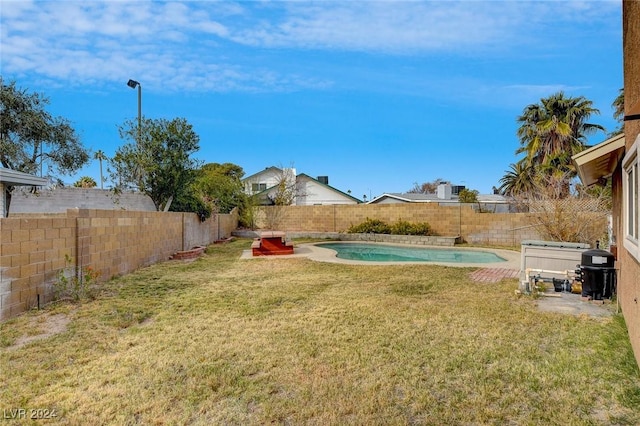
[1,239,639,425]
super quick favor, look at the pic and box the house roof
[0,168,49,186]
[369,193,435,203]
[572,133,626,187]
[241,166,283,182]
[368,192,510,204]
[296,173,362,203]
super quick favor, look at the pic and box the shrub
[54,254,99,302]
[390,219,432,236]
[348,218,433,236]
[169,192,212,222]
[348,218,391,234]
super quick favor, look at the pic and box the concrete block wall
[254,203,605,247]
[0,214,77,319]
[9,187,156,213]
[0,208,238,320]
[74,209,184,282]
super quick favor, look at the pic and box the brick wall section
[0,208,238,320]
[254,203,605,246]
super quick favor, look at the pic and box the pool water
[316,242,507,263]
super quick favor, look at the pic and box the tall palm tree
[94,150,107,189]
[498,160,536,196]
[515,92,605,197]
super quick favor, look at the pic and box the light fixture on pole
[127,79,142,142]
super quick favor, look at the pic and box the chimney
[437,183,452,200]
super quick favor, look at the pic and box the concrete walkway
[535,291,616,318]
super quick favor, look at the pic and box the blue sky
[1,0,622,201]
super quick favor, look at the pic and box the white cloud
[0,1,621,93]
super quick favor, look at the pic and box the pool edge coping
[240,241,521,269]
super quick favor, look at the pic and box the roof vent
[317,176,329,184]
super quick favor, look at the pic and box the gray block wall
[9,187,156,214]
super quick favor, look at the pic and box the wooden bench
[251,231,294,256]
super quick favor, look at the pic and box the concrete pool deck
[241,241,521,269]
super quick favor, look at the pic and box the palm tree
[515,92,605,197]
[611,88,624,136]
[94,150,107,189]
[74,176,97,188]
[498,160,536,196]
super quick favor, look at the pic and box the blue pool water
[316,242,507,263]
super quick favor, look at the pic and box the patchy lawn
[1,239,639,424]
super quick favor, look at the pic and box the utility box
[578,246,616,300]
[520,240,591,281]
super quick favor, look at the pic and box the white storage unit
[520,240,591,280]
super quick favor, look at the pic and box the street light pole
[127,79,141,142]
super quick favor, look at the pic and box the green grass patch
[1,238,639,424]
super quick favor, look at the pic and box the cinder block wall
[74,209,184,282]
[254,203,607,246]
[0,208,238,320]
[0,214,77,319]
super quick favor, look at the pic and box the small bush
[390,219,432,236]
[54,254,99,302]
[348,218,433,236]
[348,218,391,234]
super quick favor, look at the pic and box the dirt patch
[7,313,71,351]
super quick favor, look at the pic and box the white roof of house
[368,192,511,204]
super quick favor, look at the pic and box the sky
[0,0,623,201]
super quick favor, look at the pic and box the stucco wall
[619,0,640,368]
[0,208,238,320]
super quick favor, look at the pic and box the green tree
[168,191,212,221]
[1,78,89,213]
[193,163,246,214]
[111,117,200,211]
[94,150,107,189]
[514,92,605,197]
[458,188,479,203]
[73,176,97,188]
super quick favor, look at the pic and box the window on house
[623,135,640,261]
[251,183,267,192]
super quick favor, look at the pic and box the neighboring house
[243,166,292,196]
[572,1,640,368]
[369,183,513,212]
[242,167,361,205]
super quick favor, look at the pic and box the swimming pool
[315,242,507,264]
